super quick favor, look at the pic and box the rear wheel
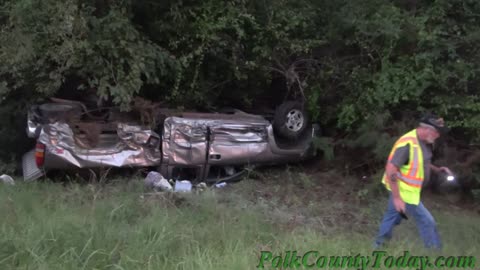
[273,101,309,141]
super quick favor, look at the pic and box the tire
[273,101,309,140]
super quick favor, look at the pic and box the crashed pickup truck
[22,98,319,183]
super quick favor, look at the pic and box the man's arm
[386,145,409,213]
[430,164,441,174]
[430,164,453,175]
[385,162,405,213]
[385,163,401,200]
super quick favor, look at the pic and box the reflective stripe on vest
[388,136,417,160]
[382,129,425,205]
[386,132,424,188]
[397,173,422,187]
[408,147,419,178]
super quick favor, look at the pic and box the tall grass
[0,177,478,270]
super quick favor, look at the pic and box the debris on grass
[0,174,15,186]
[144,171,172,192]
[174,180,192,192]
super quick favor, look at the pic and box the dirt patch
[225,166,480,234]
[224,168,376,233]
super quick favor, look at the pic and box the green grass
[0,172,479,270]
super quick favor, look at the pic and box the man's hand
[393,197,406,214]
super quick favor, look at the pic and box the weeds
[0,172,478,269]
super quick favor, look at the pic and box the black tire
[273,101,309,140]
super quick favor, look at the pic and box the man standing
[374,113,452,249]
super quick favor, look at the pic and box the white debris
[155,178,173,191]
[214,182,227,188]
[0,174,15,186]
[196,182,207,191]
[144,171,172,191]
[174,180,192,192]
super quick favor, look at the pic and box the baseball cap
[419,113,449,135]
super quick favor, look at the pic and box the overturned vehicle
[23,98,319,183]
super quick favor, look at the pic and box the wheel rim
[285,109,304,132]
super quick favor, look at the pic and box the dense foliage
[1,0,480,188]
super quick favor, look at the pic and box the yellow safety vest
[382,129,424,205]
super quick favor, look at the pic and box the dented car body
[23,99,319,182]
